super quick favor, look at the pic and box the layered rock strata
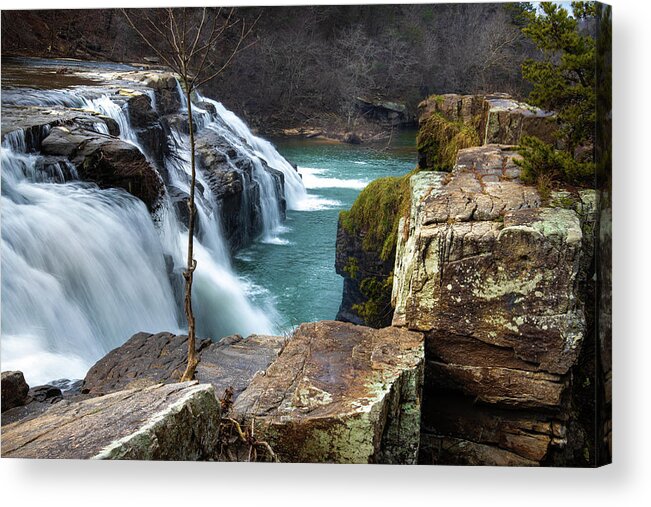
[336,93,557,329]
[392,145,597,465]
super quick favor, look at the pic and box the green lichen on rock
[417,111,480,170]
[343,256,359,280]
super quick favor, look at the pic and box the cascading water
[200,97,310,211]
[1,137,181,385]
[0,69,299,385]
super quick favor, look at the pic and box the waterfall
[1,140,181,385]
[199,97,310,211]
[1,76,292,385]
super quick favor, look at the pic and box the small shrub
[515,136,595,196]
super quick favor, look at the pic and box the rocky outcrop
[41,125,165,212]
[355,97,412,128]
[232,321,424,464]
[335,216,396,326]
[391,145,598,466]
[416,93,557,170]
[5,322,423,463]
[1,381,221,460]
[1,371,29,412]
[83,331,286,400]
[336,93,555,329]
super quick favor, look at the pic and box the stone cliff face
[336,93,556,329]
[392,145,598,465]
[416,93,557,170]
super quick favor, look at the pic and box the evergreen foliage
[517,1,597,187]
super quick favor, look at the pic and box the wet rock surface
[1,381,221,460]
[41,125,166,211]
[232,321,424,464]
[2,62,291,252]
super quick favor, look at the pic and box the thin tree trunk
[181,82,199,382]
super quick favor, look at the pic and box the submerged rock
[1,381,221,460]
[232,321,424,464]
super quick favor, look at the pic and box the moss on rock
[416,111,480,170]
[340,168,418,262]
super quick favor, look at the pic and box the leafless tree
[122,7,257,381]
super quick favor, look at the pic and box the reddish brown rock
[391,145,597,466]
[232,321,424,464]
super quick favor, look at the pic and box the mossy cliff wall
[335,172,415,327]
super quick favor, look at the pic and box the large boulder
[232,321,424,464]
[391,145,597,466]
[1,382,221,460]
[1,371,29,413]
[41,125,165,211]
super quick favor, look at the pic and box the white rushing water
[1,142,181,384]
[1,80,299,385]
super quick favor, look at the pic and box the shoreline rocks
[2,321,424,463]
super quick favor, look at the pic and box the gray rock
[28,385,63,403]
[1,382,221,460]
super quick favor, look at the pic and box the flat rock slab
[197,334,286,400]
[1,382,220,460]
[233,321,424,464]
[82,331,285,401]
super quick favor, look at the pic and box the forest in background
[2,4,541,131]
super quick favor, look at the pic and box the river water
[236,133,417,329]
